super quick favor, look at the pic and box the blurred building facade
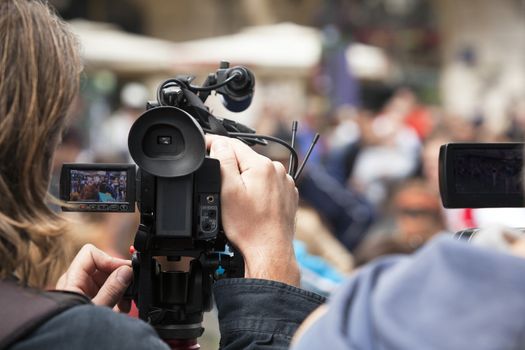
[436,0,525,132]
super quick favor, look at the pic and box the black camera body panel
[439,143,524,208]
[60,163,136,212]
[149,157,221,240]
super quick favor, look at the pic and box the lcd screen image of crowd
[69,170,127,203]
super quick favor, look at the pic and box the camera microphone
[219,66,254,112]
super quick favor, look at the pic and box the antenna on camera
[288,120,298,176]
[294,133,320,181]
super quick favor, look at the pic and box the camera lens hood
[128,106,205,177]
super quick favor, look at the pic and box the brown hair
[0,0,82,287]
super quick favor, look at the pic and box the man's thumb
[209,138,244,190]
[92,265,133,308]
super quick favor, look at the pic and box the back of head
[0,0,82,287]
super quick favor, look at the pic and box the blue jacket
[293,235,525,349]
[216,235,525,349]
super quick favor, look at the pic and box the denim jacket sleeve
[213,278,326,350]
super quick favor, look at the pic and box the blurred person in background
[393,87,435,142]
[390,178,447,246]
[93,82,149,162]
[441,113,482,143]
[297,165,375,252]
[353,235,415,267]
[300,83,422,253]
[505,99,525,142]
[348,84,421,206]
[295,205,354,275]
[324,83,421,206]
[49,128,84,210]
[354,179,448,266]
[255,140,354,294]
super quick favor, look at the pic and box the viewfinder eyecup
[128,106,205,177]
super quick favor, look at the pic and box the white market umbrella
[69,20,177,74]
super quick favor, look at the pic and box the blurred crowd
[309,86,525,287]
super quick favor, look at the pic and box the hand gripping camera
[60,62,317,344]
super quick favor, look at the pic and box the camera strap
[0,278,90,349]
[180,86,231,137]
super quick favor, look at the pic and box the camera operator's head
[0,0,82,288]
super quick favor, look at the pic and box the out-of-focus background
[48,0,525,347]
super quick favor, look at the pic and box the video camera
[59,62,318,344]
[439,143,524,208]
[439,142,525,242]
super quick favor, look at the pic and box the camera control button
[98,204,108,211]
[120,205,129,211]
[109,204,119,211]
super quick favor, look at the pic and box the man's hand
[207,135,300,287]
[56,244,133,312]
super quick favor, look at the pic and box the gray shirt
[10,305,169,350]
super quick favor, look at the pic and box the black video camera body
[60,62,266,341]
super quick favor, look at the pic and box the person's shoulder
[11,304,169,350]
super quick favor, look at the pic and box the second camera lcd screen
[454,148,523,194]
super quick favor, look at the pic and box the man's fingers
[56,273,66,289]
[92,269,110,288]
[92,265,133,308]
[273,161,287,176]
[68,244,131,276]
[207,135,269,174]
[209,137,245,191]
[115,299,132,314]
[205,134,216,149]
[227,138,269,174]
